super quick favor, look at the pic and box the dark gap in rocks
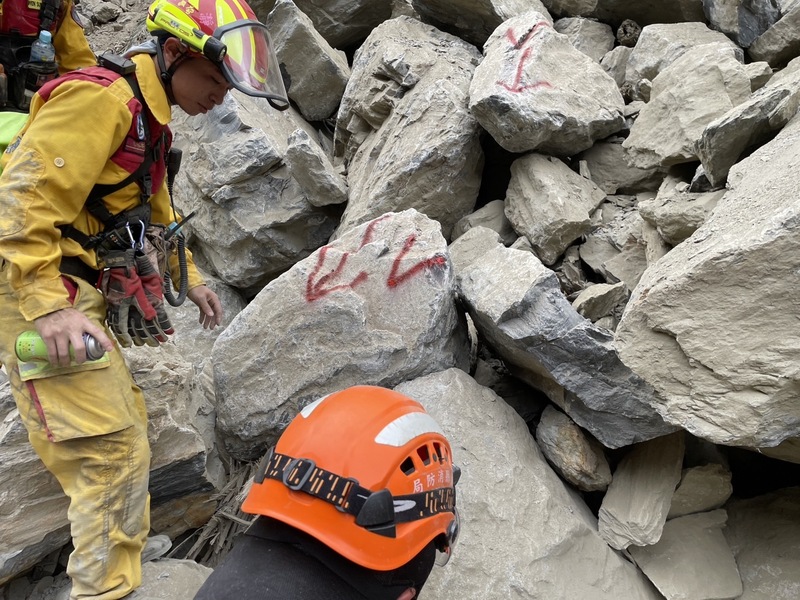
[725,447,800,499]
[474,132,521,210]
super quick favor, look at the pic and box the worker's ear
[397,589,416,600]
[162,37,187,65]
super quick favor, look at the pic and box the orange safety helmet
[242,386,461,571]
[145,0,289,109]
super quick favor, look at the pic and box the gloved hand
[128,252,174,346]
[100,249,170,347]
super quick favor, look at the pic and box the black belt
[60,256,100,284]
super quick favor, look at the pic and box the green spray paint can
[15,330,106,362]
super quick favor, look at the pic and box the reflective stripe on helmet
[375,412,446,447]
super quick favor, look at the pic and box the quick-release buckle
[252,446,274,485]
[282,458,316,491]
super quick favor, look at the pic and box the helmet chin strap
[156,39,191,105]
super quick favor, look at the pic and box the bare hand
[187,285,223,330]
[33,308,114,367]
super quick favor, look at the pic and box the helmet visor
[216,21,289,109]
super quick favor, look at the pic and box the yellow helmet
[146,0,289,109]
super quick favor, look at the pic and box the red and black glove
[129,252,174,346]
[100,249,172,347]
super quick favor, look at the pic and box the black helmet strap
[155,37,192,104]
[253,448,457,539]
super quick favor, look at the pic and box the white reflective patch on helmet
[374,412,444,447]
[300,394,330,418]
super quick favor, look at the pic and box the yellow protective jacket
[0,53,205,322]
[54,0,97,73]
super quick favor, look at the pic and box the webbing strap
[254,450,456,526]
[83,73,157,222]
[61,70,166,249]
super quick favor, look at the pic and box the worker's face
[163,37,231,116]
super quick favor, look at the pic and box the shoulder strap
[39,0,63,32]
[84,73,155,220]
[60,62,167,249]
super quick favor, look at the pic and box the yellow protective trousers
[0,264,151,600]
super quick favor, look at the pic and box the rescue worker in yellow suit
[0,0,97,152]
[0,0,289,598]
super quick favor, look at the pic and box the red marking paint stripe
[305,246,368,302]
[386,235,446,288]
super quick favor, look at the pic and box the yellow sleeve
[54,0,97,73]
[149,182,206,291]
[0,79,131,321]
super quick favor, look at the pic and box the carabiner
[123,221,146,251]
[134,222,146,251]
[124,223,136,249]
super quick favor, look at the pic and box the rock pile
[3,0,800,598]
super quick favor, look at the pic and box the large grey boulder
[412,0,550,47]
[470,11,624,156]
[541,0,706,24]
[697,67,800,187]
[172,93,339,297]
[399,369,662,600]
[598,432,685,550]
[213,210,470,459]
[450,226,676,449]
[333,17,484,241]
[637,175,726,246]
[623,44,752,169]
[724,487,800,599]
[703,0,782,47]
[748,3,800,66]
[555,16,615,62]
[267,0,351,121]
[616,112,800,448]
[628,509,743,600]
[625,22,743,88]
[504,153,607,265]
[578,140,665,194]
[286,0,393,48]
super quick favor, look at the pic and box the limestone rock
[598,432,685,550]
[267,0,351,121]
[668,463,733,519]
[616,113,800,448]
[450,226,676,449]
[628,509,743,600]
[470,11,624,156]
[333,17,484,240]
[623,44,752,169]
[535,405,613,491]
[398,369,662,600]
[213,210,470,459]
[504,153,607,265]
[724,487,800,599]
[412,0,551,46]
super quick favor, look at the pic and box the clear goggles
[148,4,289,110]
[213,21,290,111]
